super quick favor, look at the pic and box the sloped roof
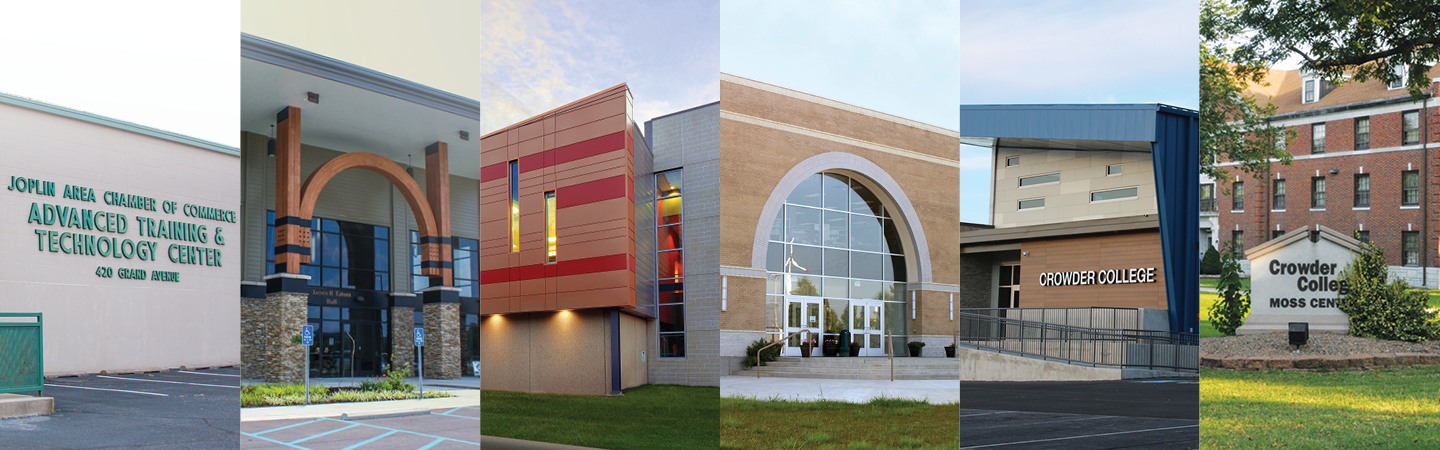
[1245,65,1440,116]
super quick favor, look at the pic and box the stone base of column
[423,302,461,380]
[243,290,308,384]
[391,305,416,375]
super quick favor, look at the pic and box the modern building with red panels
[478,84,657,394]
[1218,65,1440,288]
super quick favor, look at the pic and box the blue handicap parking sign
[414,327,424,346]
[301,325,314,346]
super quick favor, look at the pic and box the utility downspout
[1423,91,1431,288]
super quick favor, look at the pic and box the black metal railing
[1199,198,1217,212]
[956,307,1143,330]
[955,311,1198,372]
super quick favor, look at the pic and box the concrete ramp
[958,347,1122,381]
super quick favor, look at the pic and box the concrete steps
[0,394,53,419]
[736,356,960,380]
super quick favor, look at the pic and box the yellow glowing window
[509,160,519,252]
[545,191,556,263]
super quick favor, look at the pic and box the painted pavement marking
[43,383,168,397]
[96,375,239,389]
[961,424,1199,449]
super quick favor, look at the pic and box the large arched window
[764,172,908,356]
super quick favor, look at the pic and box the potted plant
[850,338,862,356]
[907,341,925,357]
[822,339,839,357]
[800,337,814,358]
[944,341,956,358]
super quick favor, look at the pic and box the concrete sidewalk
[241,389,479,422]
[721,376,958,403]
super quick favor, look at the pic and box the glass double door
[308,306,388,378]
[783,296,884,357]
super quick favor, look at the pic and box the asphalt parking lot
[241,407,480,449]
[0,366,241,449]
[960,378,1199,449]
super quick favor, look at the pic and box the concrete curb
[1200,351,1440,371]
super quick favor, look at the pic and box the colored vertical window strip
[509,160,519,252]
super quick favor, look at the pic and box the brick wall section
[1220,102,1439,271]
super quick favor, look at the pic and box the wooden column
[273,106,310,274]
[424,142,453,287]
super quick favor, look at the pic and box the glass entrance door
[998,264,1020,308]
[850,300,886,356]
[783,296,821,357]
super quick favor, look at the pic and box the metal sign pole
[301,325,314,405]
[415,327,425,398]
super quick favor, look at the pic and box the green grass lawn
[1198,277,1250,292]
[1416,288,1440,308]
[1202,366,1440,449]
[1199,289,1235,338]
[720,397,957,450]
[482,384,719,450]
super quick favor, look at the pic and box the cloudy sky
[959,0,1199,223]
[721,0,960,131]
[0,1,239,147]
[481,0,719,134]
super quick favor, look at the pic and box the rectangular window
[1019,173,1060,186]
[1232,182,1245,211]
[508,160,519,252]
[1018,198,1044,210]
[1272,179,1286,210]
[1231,230,1245,254]
[1272,230,1286,240]
[1402,231,1420,266]
[1356,230,1370,243]
[1303,79,1317,103]
[1005,156,1019,166]
[656,169,684,357]
[1390,66,1408,90]
[1107,164,1122,175]
[1353,174,1370,208]
[545,191,557,263]
[1354,117,1370,150]
[1311,176,1326,209]
[1403,111,1420,145]
[453,238,479,297]
[1312,123,1326,154]
[1200,184,1216,212]
[1090,187,1138,202]
[1402,171,1420,206]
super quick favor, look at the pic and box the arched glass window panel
[823,211,848,248]
[849,215,882,252]
[785,205,823,246]
[787,173,823,207]
[849,180,884,216]
[822,173,850,210]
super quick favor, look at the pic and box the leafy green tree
[1337,240,1439,342]
[1201,244,1223,275]
[1230,0,1440,97]
[1208,250,1251,336]
[789,278,818,296]
[1201,0,1293,185]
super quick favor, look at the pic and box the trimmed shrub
[1337,241,1439,342]
[1200,244,1222,275]
[742,339,781,368]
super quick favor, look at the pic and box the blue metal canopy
[960,104,1200,335]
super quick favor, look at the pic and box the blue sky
[959,0,1199,223]
[720,0,960,131]
[482,0,720,134]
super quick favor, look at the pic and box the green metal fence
[0,313,43,396]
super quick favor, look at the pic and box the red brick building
[1217,65,1440,288]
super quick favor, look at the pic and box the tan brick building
[718,74,961,367]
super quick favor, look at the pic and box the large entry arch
[751,152,934,357]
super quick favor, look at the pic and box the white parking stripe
[177,370,240,377]
[961,424,1199,449]
[96,375,239,389]
[45,383,168,397]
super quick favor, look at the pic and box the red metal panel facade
[479,85,637,314]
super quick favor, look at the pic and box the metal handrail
[755,329,814,378]
[954,311,1198,371]
[886,332,894,381]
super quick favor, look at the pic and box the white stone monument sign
[1237,225,1364,334]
